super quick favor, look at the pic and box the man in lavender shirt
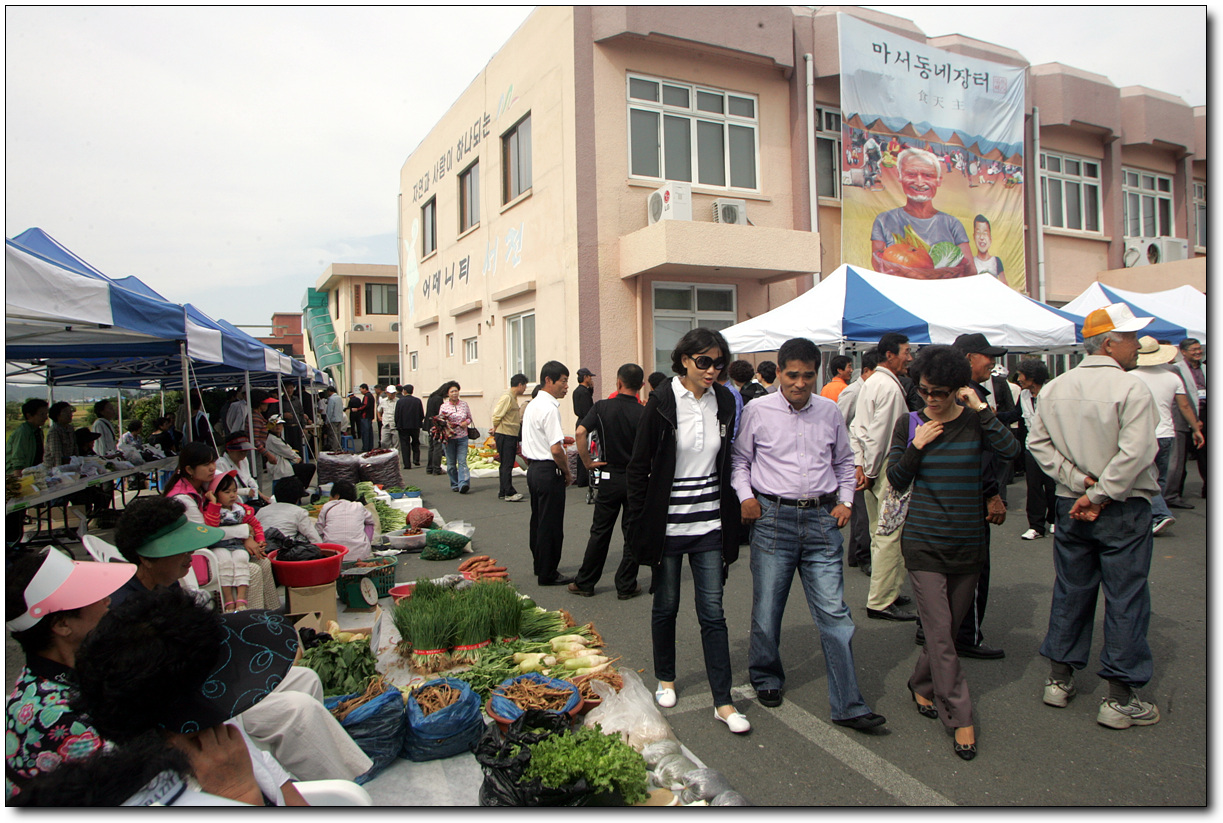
[732,337,885,732]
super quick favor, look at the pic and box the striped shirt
[885,407,1018,575]
[667,377,722,543]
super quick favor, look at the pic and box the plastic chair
[293,779,374,806]
[189,547,224,611]
[80,534,127,564]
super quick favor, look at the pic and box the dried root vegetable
[492,679,576,712]
[330,675,388,722]
[413,682,462,717]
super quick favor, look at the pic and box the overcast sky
[5,6,1207,335]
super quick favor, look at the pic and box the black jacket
[394,394,425,429]
[624,379,741,572]
[572,384,594,420]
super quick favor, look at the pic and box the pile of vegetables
[412,681,464,717]
[523,723,650,805]
[877,225,964,272]
[408,508,434,530]
[420,529,471,561]
[466,444,499,472]
[297,634,380,696]
[374,499,408,533]
[457,554,508,580]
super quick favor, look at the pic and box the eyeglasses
[688,355,727,371]
[916,385,953,400]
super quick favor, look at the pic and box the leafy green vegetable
[929,241,964,268]
[523,724,649,805]
[298,637,379,696]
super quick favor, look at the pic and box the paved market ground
[8,469,1207,806]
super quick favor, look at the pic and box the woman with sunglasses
[625,328,749,733]
[885,345,1018,760]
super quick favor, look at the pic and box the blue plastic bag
[489,672,580,723]
[402,677,486,762]
[324,685,406,784]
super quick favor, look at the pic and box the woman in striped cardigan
[886,345,1018,761]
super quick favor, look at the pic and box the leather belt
[755,491,838,509]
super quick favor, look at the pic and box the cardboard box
[287,605,383,656]
[287,583,338,628]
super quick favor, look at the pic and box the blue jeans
[1040,496,1154,688]
[748,497,870,720]
[443,437,470,489]
[358,418,373,452]
[651,543,732,707]
[1149,437,1173,521]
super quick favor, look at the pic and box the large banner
[838,14,1026,291]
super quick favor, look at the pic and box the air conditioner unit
[390,322,400,332]
[647,181,692,225]
[352,323,373,332]
[1123,237,1188,267]
[712,198,748,225]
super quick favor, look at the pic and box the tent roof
[1060,282,1205,344]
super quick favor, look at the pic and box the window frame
[459,160,480,233]
[464,336,479,364]
[1122,166,1174,238]
[376,355,400,387]
[445,333,454,358]
[409,351,419,372]
[650,282,738,374]
[1193,181,1206,249]
[364,283,398,315]
[502,113,532,204]
[505,312,536,383]
[816,106,842,200]
[626,73,760,193]
[422,197,438,257]
[1039,151,1102,234]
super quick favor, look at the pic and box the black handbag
[466,426,481,441]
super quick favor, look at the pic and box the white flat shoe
[715,709,751,733]
[655,686,677,708]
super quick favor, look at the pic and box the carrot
[458,555,491,571]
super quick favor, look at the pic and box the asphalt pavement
[8,465,1207,806]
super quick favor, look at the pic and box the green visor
[137,515,227,559]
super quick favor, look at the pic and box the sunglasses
[688,355,727,371]
[916,385,953,400]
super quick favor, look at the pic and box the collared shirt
[671,377,720,481]
[819,375,850,403]
[731,389,855,504]
[91,418,117,456]
[849,366,908,477]
[44,423,76,468]
[377,395,397,423]
[836,376,864,425]
[521,391,564,461]
[492,391,524,436]
[438,399,472,438]
[325,394,344,424]
[6,421,44,473]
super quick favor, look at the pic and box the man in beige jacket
[1027,303,1161,731]
[850,332,916,621]
[492,373,528,502]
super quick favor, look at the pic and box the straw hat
[1136,335,1177,367]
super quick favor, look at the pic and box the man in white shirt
[1132,336,1204,536]
[377,385,399,449]
[91,399,119,455]
[837,349,879,574]
[849,333,915,621]
[521,360,573,586]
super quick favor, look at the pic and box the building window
[1194,182,1206,249]
[627,74,759,191]
[460,161,480,232]
[502,114,532,203]
[506,312,536,382]
[1040,152,1101,233]
[422,197,437,256]
[377,356,400,386]
[364,283,398,315]
[409,351,419,371]
[816,106,841,199]
[651,283,737,374]
[445,333,454,357]
[1122,167,1173,238]
[464,337,479,364]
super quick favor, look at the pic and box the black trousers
[527,460,566,582]
[427,433,444,473]
[1024,450,1057,533]
[846,487,871,566]
[284,423,303,453]
[574,470,638,594]
[397,428,421,468]
[494,433,520,497]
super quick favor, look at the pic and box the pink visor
[6,549,136,632]
[208,469,240,494]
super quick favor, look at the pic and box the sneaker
[1097,694,1160,729]
[503,493,524,502]
[1021,528,1045,540]
[1043,677,1076,708]
[1152,516,1175,536]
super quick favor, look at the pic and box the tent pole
[244,371,261,497]
[160,389,165,417]
[116,390,123,433]
[180,341,193,441]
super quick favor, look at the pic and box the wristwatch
[838,500,853,509]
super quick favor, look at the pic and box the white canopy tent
[1061,282,1206,345]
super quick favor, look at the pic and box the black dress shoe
[617,585,643,600]
[756,688,783,708]
[915,628,926,646]
[867,603,916,621]
[955,642,1005,660]
[567,582,594,597]
[893,595,912,607]
[954,741,977,761]
[909,687,938,719]
[832,712,887,731]
[539,575,575,586]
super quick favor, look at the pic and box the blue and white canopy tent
[722,264,1081,354]
[1060,281,1205,345]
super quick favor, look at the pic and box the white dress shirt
[521,391,564,461]
[670,377,720,481]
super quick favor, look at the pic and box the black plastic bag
[323,686,406,785]
[474,711,591,806]
[402,677,485,762]
[277,541,325,562]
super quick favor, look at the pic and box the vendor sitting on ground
[316,480,374,561]
[202,470,267,612]
[254,478,323,544]
[5,547,137,800]
[264,414,316,502]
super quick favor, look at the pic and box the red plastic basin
[267,543,348,588]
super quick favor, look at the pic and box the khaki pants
[863,458,906,610]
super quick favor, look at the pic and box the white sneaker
[1097,694,1160,729]
[1020,528,1045,540]
[655,685,676,708]
[1042,677,1076,708]
[715,708,751,733]
[503,493,524,502]
[1152,516,1175,536]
